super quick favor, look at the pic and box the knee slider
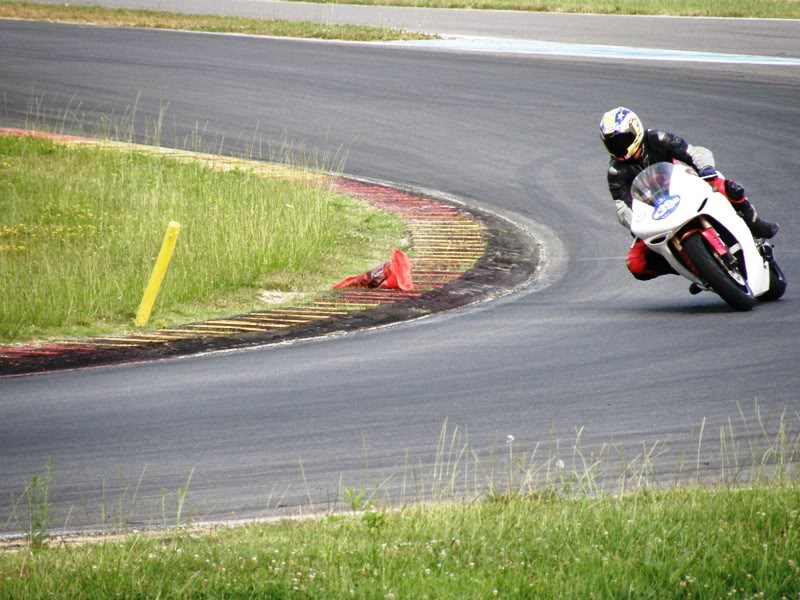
[724,179,746,200]
[631,271,658,281]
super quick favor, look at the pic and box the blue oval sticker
[652,194,681,220]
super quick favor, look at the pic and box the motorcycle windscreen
[631,163,676,207]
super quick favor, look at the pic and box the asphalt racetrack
[1,9,799,533]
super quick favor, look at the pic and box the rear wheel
[683,233,757,311]
[759,260,787,302]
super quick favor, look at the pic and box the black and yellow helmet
[600,107,644,160]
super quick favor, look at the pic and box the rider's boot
[739,203,780,240]
[723,180,780,239]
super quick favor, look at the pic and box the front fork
[672,217,737,276]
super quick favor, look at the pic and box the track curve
[0,16,798,533]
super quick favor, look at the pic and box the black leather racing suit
[607,129,715,230]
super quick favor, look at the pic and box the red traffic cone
[334,248,413,290]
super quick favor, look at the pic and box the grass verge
[0,134,406,343]
[2,0,797,20]
[286,0,800,19]
[0,0,435,41]
[1,484,798,598]
[1,406,798,596]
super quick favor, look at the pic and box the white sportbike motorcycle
[630,162,787,311]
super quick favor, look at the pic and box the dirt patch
[258,290,307,304]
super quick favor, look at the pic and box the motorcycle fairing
[630,163,771,297]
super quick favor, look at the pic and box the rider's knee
[724,179,746,202]
[626,254,657,280]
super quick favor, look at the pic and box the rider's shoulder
[644,129,685,146]
[645,129,680,144]
[607,157,623,174]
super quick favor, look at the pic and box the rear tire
[683,233,757,311]
[759,260,787,302]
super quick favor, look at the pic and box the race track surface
[0,11,798,533]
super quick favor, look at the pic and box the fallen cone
[334,248,413,291]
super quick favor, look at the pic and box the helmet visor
[603,132,636,159]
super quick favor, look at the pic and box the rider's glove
[698,166,718,181]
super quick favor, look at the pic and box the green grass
[0,134,406,343]
[2,0,796,20]
[0,0,435,41]
[286,0,800,19]
[2,408,797,597]
[1,484,798,598]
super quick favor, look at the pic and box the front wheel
[683,233,757,311]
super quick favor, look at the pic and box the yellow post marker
[135,221,181,328]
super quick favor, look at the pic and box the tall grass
[0,135,404,342]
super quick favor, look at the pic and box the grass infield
[0,134,406,343]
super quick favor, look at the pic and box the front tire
[683,233,757,311]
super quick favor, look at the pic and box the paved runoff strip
[383,36,800,66]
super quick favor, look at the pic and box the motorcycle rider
[599,106,779,282]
